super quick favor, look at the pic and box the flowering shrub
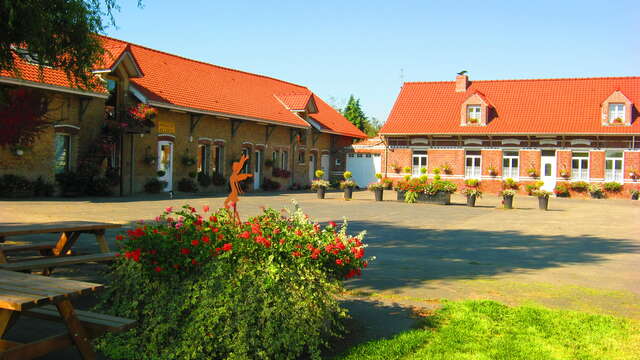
[367,182,385,191]
[464,179,479,187]
[502,178,519,190]
[311,179,330,190]
[97,204,371,360]
[532,189,552,198]
[340,179,357,189]
[554,183,570,197]
[382,177,393,189]
[570,181,589,192]
[462,188,482,198]
[500,189,517,197]
[603,182,623,192]
[589,184,604,198]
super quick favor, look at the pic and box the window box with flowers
[554,183,570,197]
[391,163,402,174]
[440,163,453,175]
[559,165,570,179]
[487,164,498,177]
[526,162,538,178]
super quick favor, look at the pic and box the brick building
[0,36,365,195]
[377,74,640,197]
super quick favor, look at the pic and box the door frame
[253,149,262,190]
[157,140,173,192]
[320,154,330,180]
[540,151,557,192]
[308,153,317,182]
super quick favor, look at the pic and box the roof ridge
[405,75,640,85]
[97,34,310,91]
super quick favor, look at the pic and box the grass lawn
[335,300,640,360]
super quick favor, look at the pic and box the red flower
[217,234,224,240]
[310,249,321,259]
[209,215,217,222]
[212,227,219,233]
[203,205,210,213]
[115,252,121,257]
[195,217,203,226]
[180,248,190,255]
[115,235,123,241]
[191,258,198,265]
[291,251,301,257]
[363,261,368,268]
[222,243,233,251]
[279,238,285,245]
[154,266,162,272]
[329,221,337,228]
[295,230,302,236]
[273,228,281,235]
[153,229,159,234]
[251,223,262,235]
[191,239,199,246]
[201,235,210,243]
[149,249,157,255]
[335,259,343,266]
[238,231,250,239]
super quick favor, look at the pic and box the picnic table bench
[0,222,121,274]
[0,269,135,359]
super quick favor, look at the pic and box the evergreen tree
[343,95,367,132]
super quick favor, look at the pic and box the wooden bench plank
[0,222,121,238]
[0,333,73,360]
[0,270,103,293]
[0,253,116,272]
[24,306,135,333]
[0,288,48,311]
[0,244,55,254]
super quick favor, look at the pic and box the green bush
[177,177,198,192]
[603,182,623,192]
[86,177,113,196]
[554,183,570,197]
[0,174,34,197]
[33,176,55,197]
[570,181,589,192]
[96,205,370,360]
[144,178,166,193]
[502,178,519,190]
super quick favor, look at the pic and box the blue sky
[105,0,639,124]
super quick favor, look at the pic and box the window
[465,151,481,179]
[272,150,278,165]
[608,103,625,123]
[571,152,589,180]
[54,134,71,174]
[605,151,623,182]
[502,151,519,179]
[197,144,210,175]
[281,150,289,170]
[412,151,428,176]
[212,145,224,176]
[467,105,481,123]
[241,148,250,174]
[298,150,305,164]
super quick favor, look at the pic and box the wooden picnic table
[0,269,134,359]
[0,222,121,274]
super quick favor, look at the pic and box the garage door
[346,153,381,188]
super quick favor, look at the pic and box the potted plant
[394,180,407,201]
[432,167,442,181]
[554,183,570,197]
[502,178,519,190]
[368,182,385,201]
[631,189,639,200]
[402,166,411,174]
[526,162,538,177]
[382,177,393,190]
[533,189,552,210]
[629,168,639,179]
[312,170,329,199]
[612,117,624,124]
[391,163,402,174]
[500,189,517,209]
[559,165,570,178]
[157,170,166,177]
[588,184,604,199]
[440,163,453,174]
[571,181,589,193]
[487,164,498,176]
[463,188,482,207]
[525,180,544,195]
[603,182,623,193]
[340,171,356,200]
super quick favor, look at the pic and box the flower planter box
[538,196,549,210]
[417,192,451,205]
[396,190,406,201]
[373,188,383,201]
[503,195,514,209]
[344,187,354,200]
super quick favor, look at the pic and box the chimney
[455,74,469,92]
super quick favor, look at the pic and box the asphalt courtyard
[1,190,639,358]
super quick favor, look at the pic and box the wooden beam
[189,114,202,134]
[231,119,242,138]
[265,125,276,143]
[55,299,96,359]
[311,130,321,146]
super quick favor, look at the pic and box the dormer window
[609,103,625,124]
[467,105,481,124]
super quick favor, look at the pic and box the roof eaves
[0,76,108,98]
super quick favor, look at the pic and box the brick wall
[428,149,464,175]
[382,148,412,175]
[519,150,540,178]
[481,149,502,176]
[589,151,605,180]
[556,150,572,178]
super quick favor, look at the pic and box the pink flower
[175,223,183,229]
[155,216,161,222]
[165,207,173,213]
[203,205,210,213]
[329,221,337,228]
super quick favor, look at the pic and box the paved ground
[1,190,639,358]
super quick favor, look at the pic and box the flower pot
[396,190,406,201]
[632,193,639,200]
[374,188,383,201]
[538,196,549,210]
[466,194,476,207]
[503,195,514,209]
[344,186,353,200]
[317,187,326,199]
[418,192,451,205]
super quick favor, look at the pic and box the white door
[346,153,381,188]
[157,141,173,192]
[253,150,262,189]
[540,153,556,192]
[320,154,330,180]
[308,153,316,182]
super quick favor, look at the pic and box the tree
[0,0,138,88]
[343,95,367,132]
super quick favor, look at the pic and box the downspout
[129,133,135,195]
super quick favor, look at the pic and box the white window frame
[465,154,482,179]
[197,143,210,175]
[281,150,289,170]
[54,133,71,174]
[502,151,519,179]
[571,152,589,181]
[467,105,481,122]
[608,103,625,123]
[605,151,624,182]
[412,152,428,176]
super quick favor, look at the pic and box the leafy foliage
[0,88,49,148]
[570,181,589,192]
[97,204,371,360]
[554,183,570,197]
[603,182,623,192]
[502,178,519,190]
[144,178,166,194]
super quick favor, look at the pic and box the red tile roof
[0,36,365,138]
[274,93,312,111]
[381,77,640,135]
